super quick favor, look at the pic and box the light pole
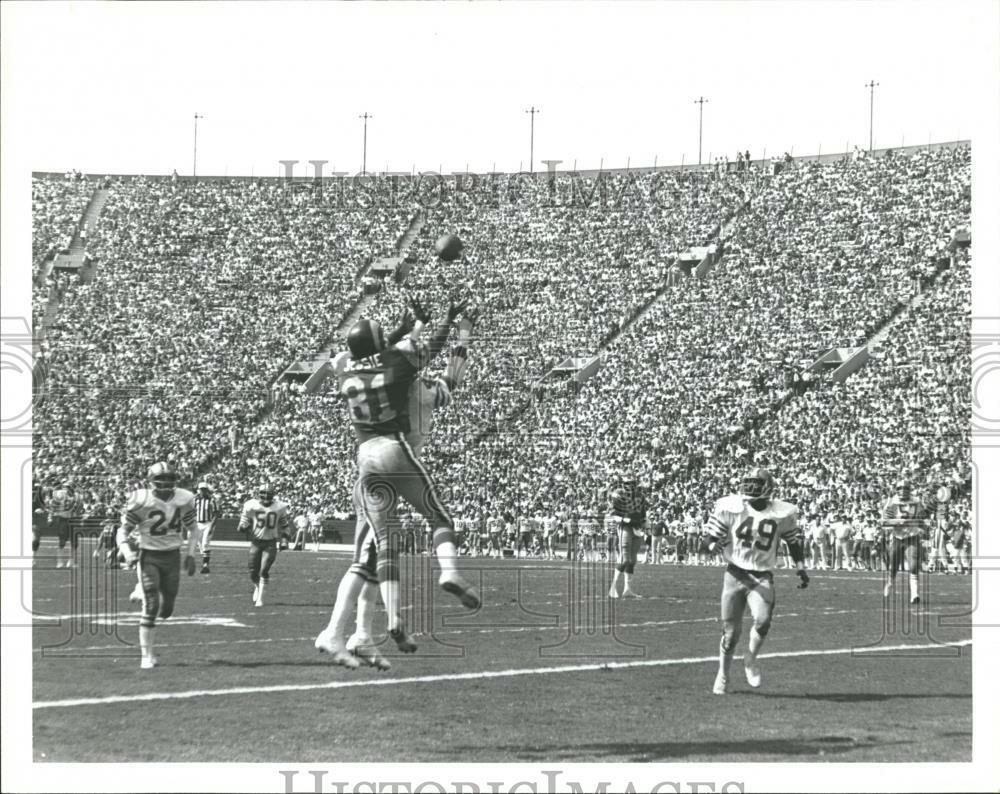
[525,106,540,173]
[865,80,878,152]
[359,112,372,174]
[694,96,708,165]
[193,113,204,177]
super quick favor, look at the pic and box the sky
[2,1,997,176]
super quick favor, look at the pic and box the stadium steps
[36,187,110,340]
[190,209,426,483]
[706,246,963,468]
[472,198,754,445]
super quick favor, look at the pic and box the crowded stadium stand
[31,143,972,558]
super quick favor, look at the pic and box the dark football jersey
[331,337,430,443]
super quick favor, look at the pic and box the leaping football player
[238,484,291,607]
[116,462,198,669]
[314,300,480,667]
[881,480,937,604]
[701,468,809,694]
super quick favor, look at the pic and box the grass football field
[31,542,972,762]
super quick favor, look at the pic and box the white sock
[610,570,620,589]
[378,578,401,633]
[623,573,631,590]
[909,573,919,599]
[258,580,267,600]
[139,625,155,659]
[356,582,378,637]
[327,574,364,640]
[747,626,765,660]
[435,539,458,576]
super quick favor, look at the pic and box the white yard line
[33,639,972,710]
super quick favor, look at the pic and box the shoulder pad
[331,351,352,375]
[717,494,746,513]
[771,499,799,519]
[174,488,196,504]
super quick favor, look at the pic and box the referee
[194,482,220,574]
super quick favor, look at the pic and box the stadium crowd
[34,176,410,508]
[32,146,972,565]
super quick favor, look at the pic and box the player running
[116,462,199,669]
[238,484,291,607]
[701,468,809,694]
[48,483,82,568]
[608,473,648,598]
[881,480,937,604]
[315,301,480,667]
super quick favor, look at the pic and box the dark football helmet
[258,484,275,507]
[896,480,912,500]
[347,318,386,360]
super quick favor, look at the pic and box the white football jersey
[705,494,801,572]
[121,488,196,552]
[405,376,451,458]
[239,498,291,541]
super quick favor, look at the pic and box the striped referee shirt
[194,495,219,523]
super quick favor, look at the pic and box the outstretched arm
[441,309,478,392]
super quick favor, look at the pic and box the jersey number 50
[735,517,778,551]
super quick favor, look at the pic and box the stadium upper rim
[32,140,971,181]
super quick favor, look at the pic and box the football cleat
[712,672,729,695]
[140,656,159,670]
[621,588,642,598]
[346,632,392,671]
[201,564,210,574]
[251,585,260,604]
[744,656,763,688]
[315,632,361,669]
[910,595,920,606]
[883,582,893,598]
[388,625,418,654]
[608,586,620,599]
[439,572,481,610]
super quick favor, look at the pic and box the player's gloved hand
[621,517,632,525]
[446,297,469,323]
[407,297,432,324]
[797,569,810,589]
[118,543,137,567]
[184,554,197,576]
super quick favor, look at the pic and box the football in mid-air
[434,233,464,262]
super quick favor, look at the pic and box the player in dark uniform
[882,480,938,604]
[608,472,649,598]
[315,299,480,665]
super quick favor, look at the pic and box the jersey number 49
[735,517,778,551]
